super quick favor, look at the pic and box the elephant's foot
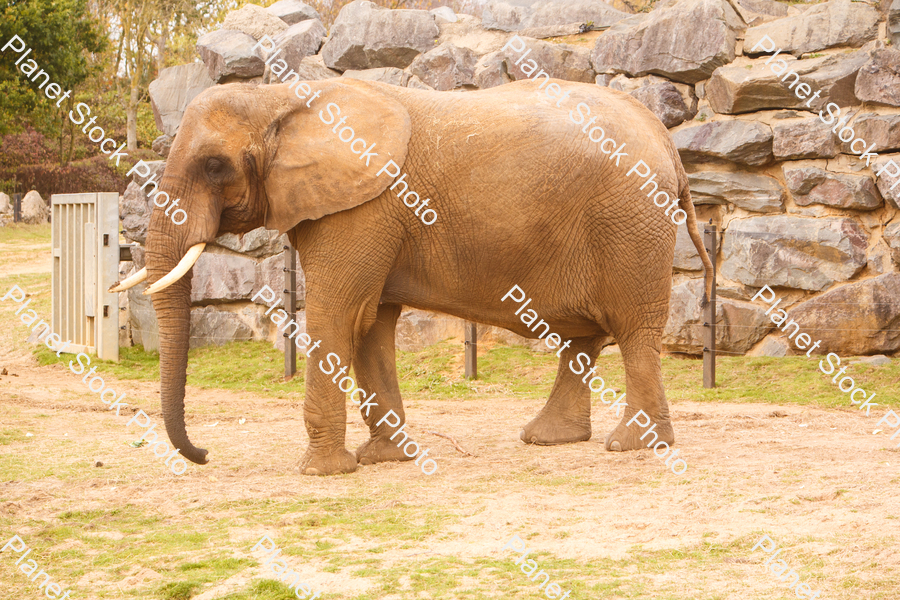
[299,447,358,476]
[605,415,674,452]
[519,410,591,445]
[356,436,416,465]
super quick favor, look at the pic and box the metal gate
[51,193,120,361]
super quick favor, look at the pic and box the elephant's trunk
[152,272,208,465]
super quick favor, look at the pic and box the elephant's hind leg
[353,303,416,466]
[520,336,604,445]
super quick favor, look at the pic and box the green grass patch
[0,222,51,244]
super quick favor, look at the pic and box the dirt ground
[1,249,899,600]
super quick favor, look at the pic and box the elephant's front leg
[520,336,605,445]
[352,303,415,466]
[299,319,359,476]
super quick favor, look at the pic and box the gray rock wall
[129,0,900,358]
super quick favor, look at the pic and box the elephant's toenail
[610,441,622,452]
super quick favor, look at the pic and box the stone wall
[126,0,900,357]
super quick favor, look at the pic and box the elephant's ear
[263,80,412,234]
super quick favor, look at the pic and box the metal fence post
[12,193,22,223]
[703,222,718,389]
[283,243,297,380]
[464,321,477,379]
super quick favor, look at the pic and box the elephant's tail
[678,173,714,308]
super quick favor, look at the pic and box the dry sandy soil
[1,246,899,600]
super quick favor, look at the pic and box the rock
[121,161,165,244]
[151,134,173,158]
[663,278,771,355]
[855,354,892,366]
[720,216,867,291]
[607,74,698,116]
[342,67,410,87]
[748,336,790,357]
[288,55,341,81]
[128,283,158,350]
[673,221,702,270]
[591,0,745,85]
[744,0,879,57]
[269,19,326,69]
[688,172,785,212]
[481,0,630,35]
[189,306,255,348]
[787,273,900,355]
[406,74,434,90]
[148,63,215,137]
[321,0,440,71]
[600,344,620,355]
[841,114,900,154]
[783,167,882,210]
[773,118,839,160]
[629,83,692,128]
[500,36,595,83]
[855,49,900,107]
[473,51,511,88]
[891,0,900,48]
[435,14,509,57]
[267,0,320,25]
[706,51,869,114]
[214,227,287,258]
[254,252,306,304]
[867,238,891,274]
[197,30,266,82]
[190,252,257,303]
[409,43,478,90]
[431,6,458,23]
[737,0,788,18]
[873,154,900,209]
[884,221,900,266]
[223,4,288,41]
[21,190,48,224]
[0,192,10,215]
[673,120,773,166]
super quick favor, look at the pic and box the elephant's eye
[205,157,231,183]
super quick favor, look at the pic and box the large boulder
[121,162,164,244]
[773,118,839,160]
[720,216,868,291]
[498,36,595,83]
[435,14,510,57]
[190,252,258,303]
[321,0,440,71]
[885,221,900,266]
[591,0,745,85]
[688,172,784,212]
[342,67,411,87]
[148,63,215,137]
[663,279,771,355]
[891,0,900,47]
[706,51,869,114]
[269,19,327,69]
[481,0,630,37]
[20,190,48,224]
[673,120,773,166]
[409,42,478,90]
[605,73,697,116]
[854,49,900,107]
[152,134,173,158]
[744,0,879,57]
[673,222,702,270]
[222,4,288,41]
[197,29,266,82]
[0,192,10,215]
[189,306,256,349]
[266,0,320,25]
[783,166,882,210]
[787,273,900,355]
[254,252,306,304]
[473,51,512,88]
[873,153,900,210]
[214,227,287,258]
[841,114,900,154]
[629,83,692,128]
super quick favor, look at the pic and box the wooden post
[283,243,297,380]
[703,222,718,389]
[464,321,477,380]
[12,193,22,223]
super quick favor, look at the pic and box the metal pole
[703,222,717,389]
[464,321,477,379]
[283,243,297,380]
[12,193,21,223]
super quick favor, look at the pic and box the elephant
[113,76,712,476]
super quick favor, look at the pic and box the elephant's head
[130,80,411,465]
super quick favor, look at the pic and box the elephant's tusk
[109,267,148,293]
[142,243,206,295]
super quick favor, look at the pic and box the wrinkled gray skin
[144,77,712,475]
